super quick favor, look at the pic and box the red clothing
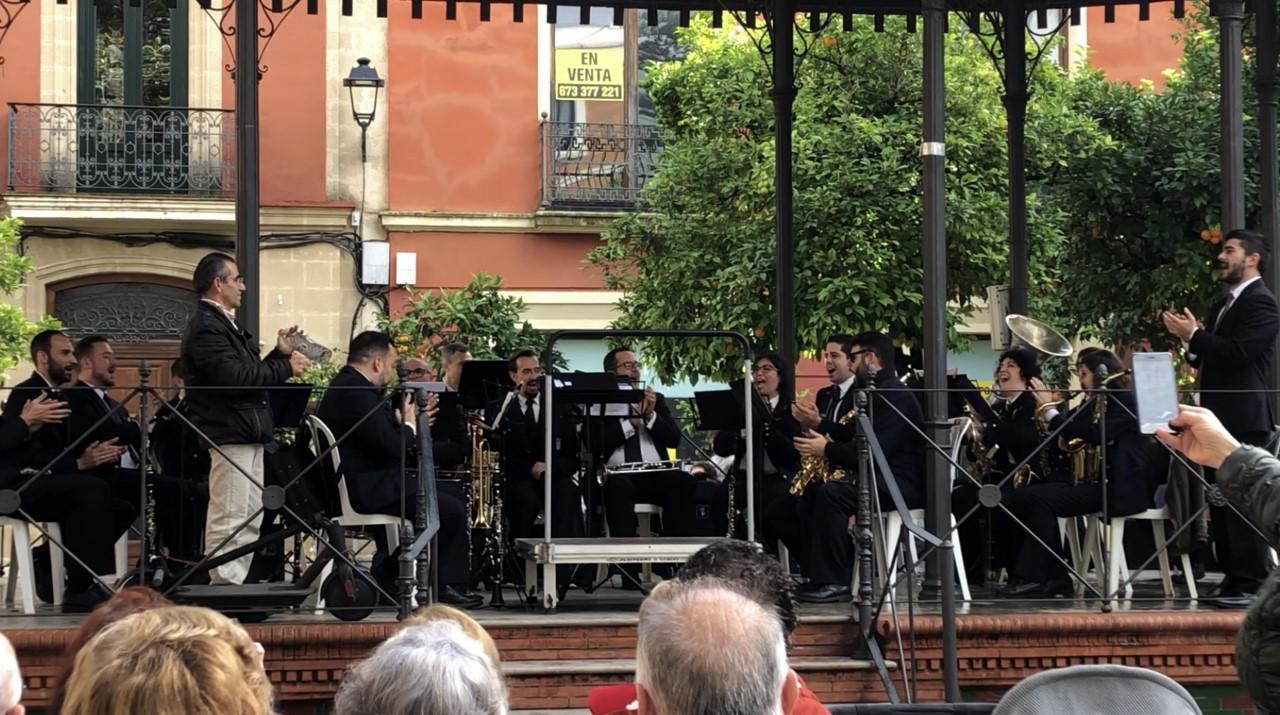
[587,678,830,715]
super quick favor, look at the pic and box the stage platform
[0,575,1250,713]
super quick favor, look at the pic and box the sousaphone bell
[1005,314,1074,363]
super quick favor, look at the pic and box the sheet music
[587,382,636,416]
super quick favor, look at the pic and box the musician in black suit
[1008,348,1154,598]
[0,331,133,611]
[402,354,471,471]
[596,347,704,539]
[487,349,583,541]
[1164,229,1280,598]
[711,352,802,539]
[315,331,478,607]
[150,359,210,561]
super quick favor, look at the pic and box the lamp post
[344,57,385,162]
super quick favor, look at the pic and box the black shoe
[796,583,852,603]
[61,583,112,614]
[439,584,483,609]
[1038,579,1075,599]
[1210,593,1256,609]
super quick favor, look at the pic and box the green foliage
[0,218,58,384]
[1042,7,1258,350]
[379,272,563,369]
[590,16,1082,382]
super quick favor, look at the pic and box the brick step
[505,655,888,677]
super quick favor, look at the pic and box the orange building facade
[0,1,1187,381]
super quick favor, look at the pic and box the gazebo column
[921,0,960,701]
[1220,0,1246,233]
[772,0,797,377]
[234,0,261,340]
[1257,0,1280,409]
[1004,0,1029,315]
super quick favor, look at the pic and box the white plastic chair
[306,415,405,613]
[2,518,135,613]
[992,664,1202,715]
[1081,506,1198,602]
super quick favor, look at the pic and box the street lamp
[344,57,385,162]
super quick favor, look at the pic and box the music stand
[459,360,513,412]
[693,389,744,432]
[270,384,312,430]
[949,374,996,423]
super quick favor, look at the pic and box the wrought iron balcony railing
[7,103,236,197]
[541,121,663,209]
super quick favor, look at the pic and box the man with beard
[1164,229,1280,601]
[0,331,133,610]
[772,332,924,603]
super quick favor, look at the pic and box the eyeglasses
[617,361,642,371]
[750,364,778,374]
[405,368,429,377]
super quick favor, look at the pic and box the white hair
[333,620,508,715]
[0,633,20,711]
[636,579,788,715]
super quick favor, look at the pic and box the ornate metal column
[1257,0,1280,410]
[1004,0,1029,315]
[772,0,797,378]
[235,0,261,340]
[1220,0,1246,233]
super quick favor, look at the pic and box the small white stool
[636,504,663,582]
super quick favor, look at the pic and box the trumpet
[468,422,500,529]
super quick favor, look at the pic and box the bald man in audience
[0,633,24,715]
[636,579,800,715]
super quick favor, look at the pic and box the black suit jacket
[1049,389,1151,516]
[1188,279,1280,437]
[825,372,926,508]
[815,381,858,441]
[595,391,681,462]
[430,395,472,471]
[65,381,142,460]
[487,392,580,483]
[982,391,1041,476]
[181,301,292,446]
[0,414,34,486]
[0,372,81,477]
[315,366,415,514]
[713,395,801,478]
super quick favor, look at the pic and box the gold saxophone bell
[790,409,855,496]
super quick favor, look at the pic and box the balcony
[540,122,663,210]
[7,103,235,197]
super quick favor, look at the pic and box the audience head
[508,349,541,398]
[50,587,174,714]
[193,252,244,310]
[59,605,272,715]
[678,539,798,643]
[402,603,502,667]
[0,633,23,715]
[403,356,431,382]
[635,579,798,715]
[74,335,117,388]
[1219,229,1268,286]
[333,620,508,715]
[441,343,471,389]
[348,331,398,387]
[29,329,75,386]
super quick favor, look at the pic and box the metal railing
[540,121,663,209]
[7,103,236,196]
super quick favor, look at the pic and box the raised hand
[792,399,821,430]
[20,393,70,431]
[1156,405,1241,470]
[76,439,126,470]
[289,350,310,377]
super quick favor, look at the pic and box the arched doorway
[48,274,196,402]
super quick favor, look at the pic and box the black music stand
[552,372,643,540]
[270,384,312,430]
[459,360,513,412]
[949,374,996,423]
[693,389,745,432]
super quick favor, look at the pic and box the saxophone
[789,409,856,496]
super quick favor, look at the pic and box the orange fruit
[1201,229,1212,240]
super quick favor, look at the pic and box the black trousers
[371,480,469,589]
[1003,481,1102,584]
[602,470,707,537]
[506,476,583,540]
[951,482,1019,585]
[15,473,135,592]
[1210,430,1271,591]
[766,479,858,586]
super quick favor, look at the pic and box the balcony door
[76,0,189,193]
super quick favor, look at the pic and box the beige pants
[205,443,265,584]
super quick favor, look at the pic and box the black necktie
[1214,293,1236,333]
[523,399,538,440]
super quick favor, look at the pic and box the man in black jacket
[489,349,583,541]
[784,332,925,603]
[316,332,478,607]
[0,389,133,611]
[1164,229,1280,598]
[181,252,309,585]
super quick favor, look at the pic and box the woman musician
[999,347,1153,598]
[712,352,801,540]
[952,347,1062,586]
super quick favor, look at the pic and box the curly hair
[677,539,798,642]
[59,605,275,715]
